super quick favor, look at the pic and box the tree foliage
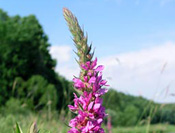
[0,9,69,111]
[103,89,175,126]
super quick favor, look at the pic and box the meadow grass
[113,124,175,133]
[1,113,175,133]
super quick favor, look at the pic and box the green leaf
[15,123,23,133]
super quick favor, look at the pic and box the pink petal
[68,105,77,112]
[95,65,104,72]
[88,101,94,111]
[87,71,92,76]
[93,103,101,112]
[84,76,88,82]
[89,77,96,84]
[95,89,108,97]
[91,58,97,69]
[92,84,97,92]
[97,118,103,124]
[69,118,77,127]
[73,93,78,98]
[86,61,91,68]
[73,78,85,89]
[68,127,79,133]
[99,80,107,86]
[95,97,103,104]
[81,64,88,70]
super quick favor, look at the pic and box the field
[115,125,175,133]
[1,113,175,133]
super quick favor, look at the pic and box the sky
[1,0,175,103]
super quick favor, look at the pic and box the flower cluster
[68,58,108,133]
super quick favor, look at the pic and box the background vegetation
[0,9,174,132]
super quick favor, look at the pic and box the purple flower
[73,78,85,90]
[68,58,108,132]
[68,127,79,133]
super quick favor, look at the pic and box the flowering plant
[63,8,108,133]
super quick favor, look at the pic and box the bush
[0,98,30,115]
[15,75,58,111]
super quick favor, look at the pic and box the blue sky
[1,0,175,103]
[1,0,175,56]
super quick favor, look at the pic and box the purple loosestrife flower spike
[63,8,94,80]
[63,8,109,133]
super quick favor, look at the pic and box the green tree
[0,9,64,110]
[14,75,58,110]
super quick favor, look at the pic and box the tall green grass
[1,112,175,133]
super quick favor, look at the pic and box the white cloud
[49,45,72,63]
[56,64,80,80]
[49,45,79,80]
[50,42,175,103]
[99,42,175,103]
